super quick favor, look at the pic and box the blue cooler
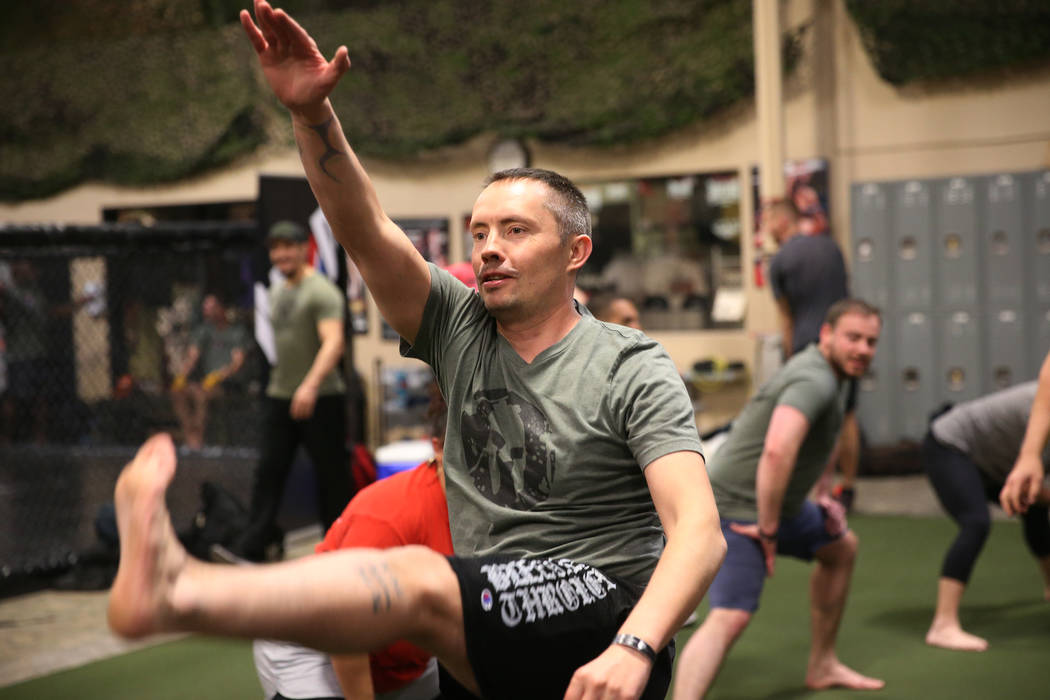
[375,439,434,480]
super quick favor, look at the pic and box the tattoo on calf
[357,562,402,614]
[305,116,346,182]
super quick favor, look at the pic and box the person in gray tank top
[104,5,727,700]
[923,350,1050,652]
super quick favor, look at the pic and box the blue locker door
[985,308,1027,390]
[892,180,933,309]
[939,310,982,403]
[851,183,891,310]
[983,174,1024,308]
[895,310,937,441]
[936,177,980,308]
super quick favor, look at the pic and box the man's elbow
[707,518,727,568]
[760,447,790,470]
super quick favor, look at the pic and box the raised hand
[240,0,350,115]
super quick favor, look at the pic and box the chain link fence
[0,222,286,592]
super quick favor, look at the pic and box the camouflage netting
[1,0,801,202]
[846,0,1050,86]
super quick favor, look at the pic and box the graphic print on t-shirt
[460,388,555,510]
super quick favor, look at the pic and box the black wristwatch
[612,633,658,662]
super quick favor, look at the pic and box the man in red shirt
[254,399,452,700]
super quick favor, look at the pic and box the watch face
[487,139,529,172]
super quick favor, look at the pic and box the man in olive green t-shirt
[675,299,885,698]
[233,219,351,561]
[171,293,247,450]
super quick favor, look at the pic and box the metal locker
[1031,171,1050,307]
[857,330,896,446]
[1031,308,1050,379]
[983,174,1024,307]
[985,308,1027,390]
[939,310,982,403]
[851,182,891,310]
[892,180,933,309]
[895,310,937,441]
[936,177,980,307]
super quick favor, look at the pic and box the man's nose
[479,235,503,261]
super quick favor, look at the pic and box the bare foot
[107,433,187,639]
[925,622,988,652]
[806,658,885,691]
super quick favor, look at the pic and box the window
[578,172,742,330]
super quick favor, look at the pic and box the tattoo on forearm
[356,562,402,614]
[304,116,347,182]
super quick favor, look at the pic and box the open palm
[240,0,349,113]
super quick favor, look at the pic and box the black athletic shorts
[441,555,674,700]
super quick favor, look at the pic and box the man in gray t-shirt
[404,265,702,588]
[675,299,884,698]
[923,380,1050,652]
[106,13,726,700]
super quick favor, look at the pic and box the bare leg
[188,385,207,449]
[805,532,884,690]
[171,389,195,448]
[837,413,860,492]
[108,433,478,692]
[1037,555,1050,602]
[925,577,987,651]
[672,607,751,699]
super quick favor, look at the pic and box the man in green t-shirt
[231,219,351,562]
[674,299,885,698]
[106,4,726,700]
[171,293,247,450]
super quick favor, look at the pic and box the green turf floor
[2,515,1047,699]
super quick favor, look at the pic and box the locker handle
[1038,227,1050,254]
[990,230,1009,256]
[943,233,961,259]
[902,368,920,391]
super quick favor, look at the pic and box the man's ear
[567,234,592,272]
[818,321,833,345]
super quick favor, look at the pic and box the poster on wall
[377,363,436,444]
[750,158,830,287]
[381,218,450,340]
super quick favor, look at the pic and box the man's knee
[383,547,469,674]
[816,529,858,566]
[386,547,462,631]
[705,607,753,644]
[959,513,991,544]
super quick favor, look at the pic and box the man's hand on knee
[563,645,651,700]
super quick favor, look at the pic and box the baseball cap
[266,220,308,244]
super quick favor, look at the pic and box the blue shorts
[707,500,844,612]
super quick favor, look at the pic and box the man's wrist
[612,633,658,663]
[290,99,334,127]
[758,527,778,541]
